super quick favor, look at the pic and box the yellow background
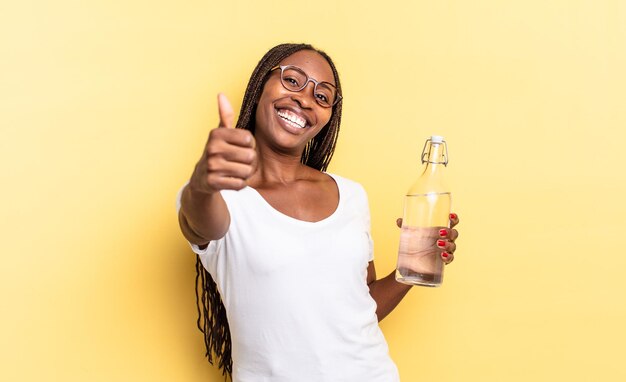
[2,1,625,381]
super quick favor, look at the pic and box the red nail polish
[437,240,446,248]
[439,229,448,237]
[449,213,457,220]
[442,252,449,258]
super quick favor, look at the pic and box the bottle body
[396,192,451,286]
[395,136,451,287]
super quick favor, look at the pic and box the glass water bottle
[395,135,451,287]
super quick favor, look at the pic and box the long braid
[195,43,343,380]
[195,257,232,379]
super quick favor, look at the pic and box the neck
[251,144,310,185]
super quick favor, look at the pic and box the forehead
[279,50,335,85]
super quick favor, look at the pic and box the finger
[449,213,459,228]
[436,239,457,254]
[207,174,248,191]
[440,228,459,242]
[249,146,259,177]
[207,159,256,180]
[210,128,255,148]
[449,228,459,242]
[220,147,256,165]
[249,133,256,149]
[223,129,255,148]
[217,93,235,129]
[396,218,403,228]
[442,251,454,265]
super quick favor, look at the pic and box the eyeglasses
[270,65,342,108]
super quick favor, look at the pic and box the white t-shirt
[177,173,400,382]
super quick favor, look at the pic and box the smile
[276,109,307,129]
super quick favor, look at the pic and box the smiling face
[254,50,336,157]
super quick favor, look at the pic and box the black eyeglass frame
[270,65,343,108]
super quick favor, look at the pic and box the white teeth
[277,109,306,128]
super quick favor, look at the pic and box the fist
[189,93,257,194]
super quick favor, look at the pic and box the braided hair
[195,43,343,380]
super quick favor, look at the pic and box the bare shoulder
[303,167,337,193]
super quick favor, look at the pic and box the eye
[284,75,299,87]
[315,84,335,106]
[281,67,307,90]
[315,92,329,103]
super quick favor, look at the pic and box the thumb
[217,93,235,128]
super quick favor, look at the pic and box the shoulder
[326,173,369,201]
[216,188,256,212]
[326,172,365,190]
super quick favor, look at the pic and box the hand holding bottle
[396,213,459,263]
[435,213,460,263]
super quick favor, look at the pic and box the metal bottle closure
[421,136,449,166]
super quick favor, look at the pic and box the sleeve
[175,183,221,258]
[361,184,375,262]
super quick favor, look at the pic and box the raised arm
[178,93,257,246]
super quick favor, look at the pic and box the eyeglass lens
[280,67,338,107]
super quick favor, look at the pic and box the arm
[178,93,257,247]
[178,185,230,246]
[367,261,412,322]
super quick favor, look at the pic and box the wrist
[181,182,219,217]
[187,172,218,197]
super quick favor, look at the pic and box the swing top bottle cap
[431,135,444,143]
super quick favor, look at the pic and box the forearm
[368,270,412,322]
[178,184,230,245]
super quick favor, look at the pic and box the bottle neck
[408,139,449,195]
[421,141,447,175]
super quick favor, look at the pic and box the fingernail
[439,229,448,237]
[449,213,457,220]
[437,240,446,248]
[442,252,449,258]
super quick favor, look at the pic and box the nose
[290,80,317,108]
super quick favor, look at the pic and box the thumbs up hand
[189,93,258,194]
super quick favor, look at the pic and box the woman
[177,43,460,381]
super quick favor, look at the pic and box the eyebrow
[281,64,336,86]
